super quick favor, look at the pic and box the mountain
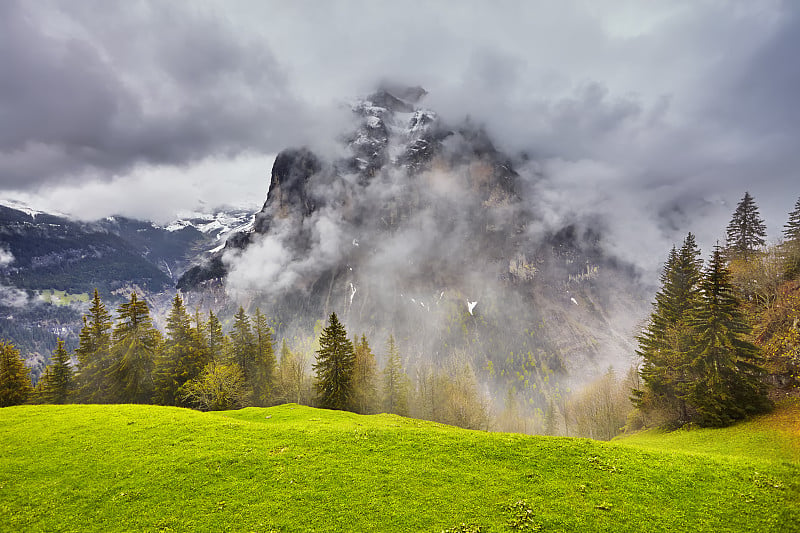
[177,85,648,406]
[0,200,252,380]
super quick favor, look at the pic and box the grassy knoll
[617,398,800,464]
[1,404,798,532]
[37,290,90,306]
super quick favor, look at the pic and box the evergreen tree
[634,234,702,422]
[785,196,800,242]
[688,246,771,427]
[313,312,355,410]
[783,196,800,279]
[230,306,256,382]
[109,292,160,403]
[351,334,379,414]
[726,191,767,260]
[251,308,277,406]
[0,340,32,407]
[154,294,208,406]
[74,289,113,403]
[382,334,409,416]
[38,338,74,404]
[205,311,228,363]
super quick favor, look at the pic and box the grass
[0,403,798,532]
[37,290,90,306]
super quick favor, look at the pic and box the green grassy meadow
[1,403,798,532]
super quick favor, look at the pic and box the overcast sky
[1,0,799,273]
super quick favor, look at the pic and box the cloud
[1,0,798,268]
[0,248,13,268]
[0,0,307,193]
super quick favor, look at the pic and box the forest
[1,192,799,439]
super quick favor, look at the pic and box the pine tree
[688,245,771,427]
[382,334,408,416]
[313,312,355,410]
[230,306,256,383]
[351,334,379,414]
[785,196,800,242]
[634,234,702,422]
[109,292,160,403]
[0,340,32,407]
[251,308,276,406]
[205,311,228,363]
[783,196,800,279]
[726,191,767,260]
[38,338,74,404]
[154,294,208,406]
[74,289,113,403]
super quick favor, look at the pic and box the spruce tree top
[784,196,800,243]
[726,191,766,259]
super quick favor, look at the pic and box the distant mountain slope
[0,204,172,293]
[0,201,252,377]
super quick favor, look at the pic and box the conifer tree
[154,294,208,405]
[251,308,277,406]
[313,312,355,410]
[230,306,256,382]
[634,234,702,421]
[382,334,409,416]
[0,340,32,407]
[783,196,800,279]
[726,191,767,260]
[38,338,74,404]
[109,292,160,403]
[688,245,771,427]
[351,334,379,414]
[205,311,228,363]
[785,196,800,242]
[75,289,113,403]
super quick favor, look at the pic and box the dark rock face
[260,148,322,221]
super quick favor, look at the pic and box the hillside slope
[0,404,797,532]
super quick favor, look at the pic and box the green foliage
[74,289,113,403]
[275,339,308,405]
[0,340,32,407]
[688,246,771,426]
[108,292,160,403]
[635,233,702,422]
[351,334,379,414]
[755,280,800,386]
[1,403,797,531]
[783,196,800,279]
[230,306,256,382]
[313,312,355,410]
[37,338,73,404]
[250,308,276,406]
[382,334,408,416]
[726,191,767,261]
[204,310,228,363]
[505,500,542,531]
[153,294,208,406]
[180,362,249,411]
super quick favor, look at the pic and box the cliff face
[178,86,647,400]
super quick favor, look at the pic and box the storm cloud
[1,0,799,274]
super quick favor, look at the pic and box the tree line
[0,292,488,428]
[633,192,800,428]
